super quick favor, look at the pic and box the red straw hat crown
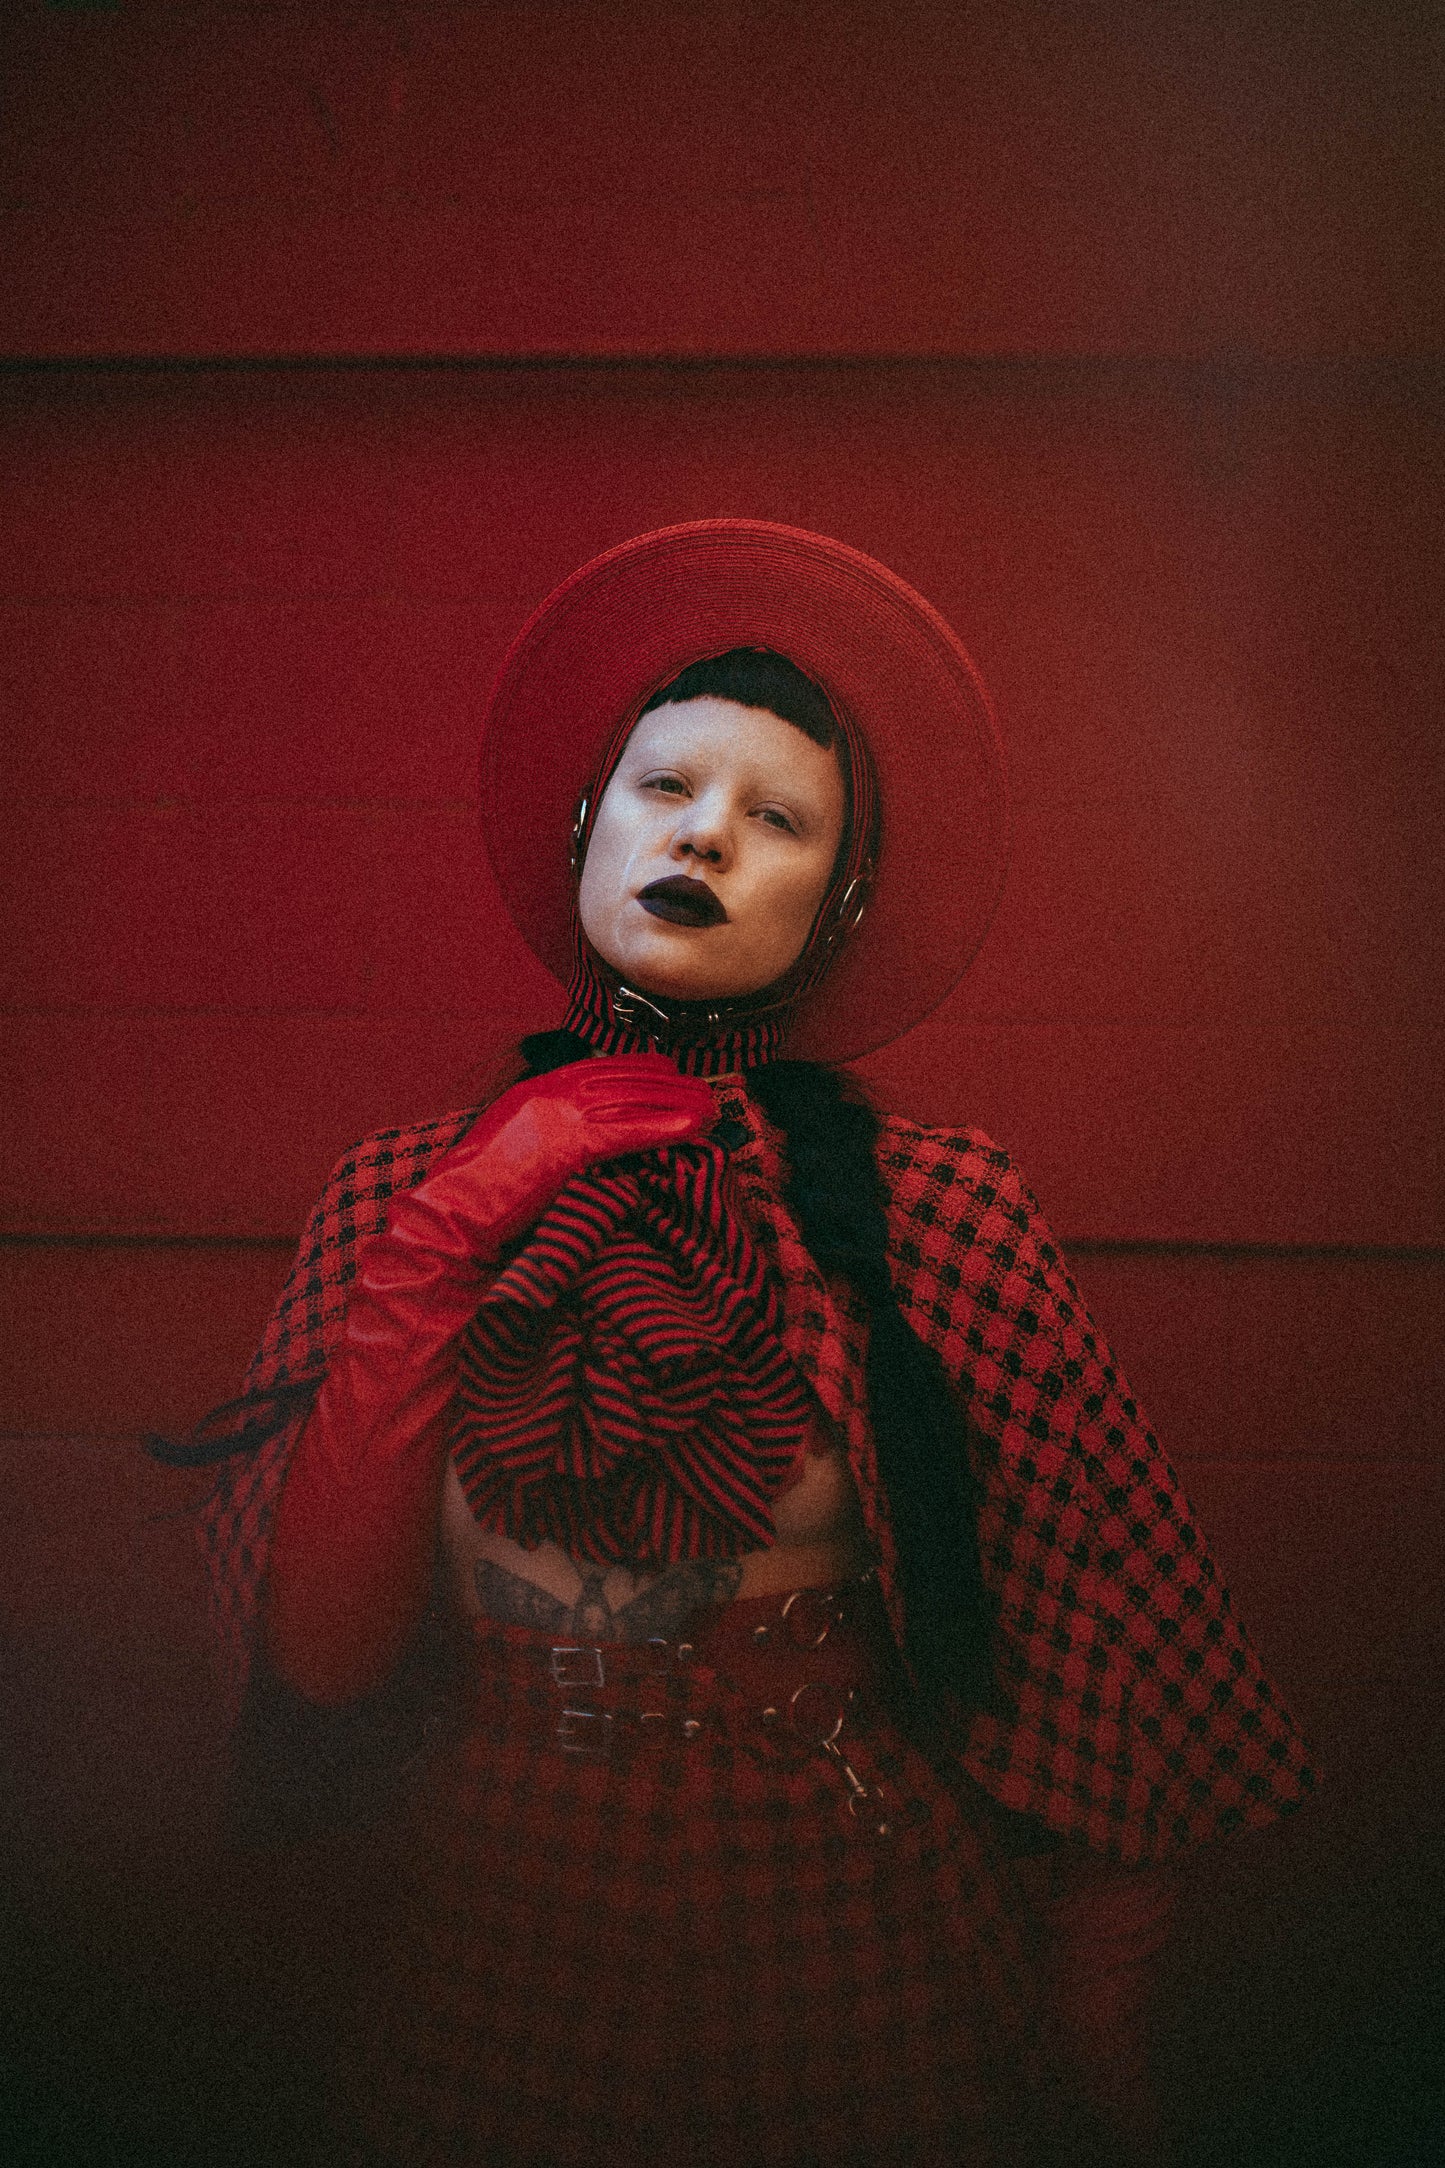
[479,520,1008,1064]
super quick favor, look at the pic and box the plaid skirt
[333,1577,1049,2168]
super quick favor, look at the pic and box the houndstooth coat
[195,1076,1316,1868]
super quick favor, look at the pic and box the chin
[605,939,764,1006]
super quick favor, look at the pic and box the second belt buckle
[556,1706,613,1759]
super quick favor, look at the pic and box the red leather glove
[263,1056,715,1705]
[1029,1849,1182,2167]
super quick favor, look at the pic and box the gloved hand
[1033,1849,1181,2167]
[380,1053,718,1269]
[263,1056,715,1706]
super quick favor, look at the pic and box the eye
[758,807,799,834]
[641,773,688,797]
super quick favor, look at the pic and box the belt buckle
[556,1707,613,1759]
[550,1645,605,1689]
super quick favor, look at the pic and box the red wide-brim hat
[478,520,1008,1065]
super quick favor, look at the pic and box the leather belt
[468,1575,898,1836]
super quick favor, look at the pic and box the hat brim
[478,520,1008,1065]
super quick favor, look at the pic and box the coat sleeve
[195,1106,480,1729]
[875,1117,1319,1866]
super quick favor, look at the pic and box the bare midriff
[440,1406,871,1643]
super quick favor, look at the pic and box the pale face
[577,696,847,1002]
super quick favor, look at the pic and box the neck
[561,938,786,1076]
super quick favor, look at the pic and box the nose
[670,798,729,868]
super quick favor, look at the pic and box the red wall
[2,7,1441,2164]
[4,0,1442,358]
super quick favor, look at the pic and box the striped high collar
[560,936,785,1076]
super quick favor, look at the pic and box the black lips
[636,876,728,927]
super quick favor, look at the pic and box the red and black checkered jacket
[198,1079,1316,1867]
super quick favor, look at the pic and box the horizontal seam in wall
[0,1429,213,1450]
[3,355,1444,384]
[2,1232,1443,1262]
[0,1232,298,1251]
[4,1430,1440,1461]
[1175,1453,1445,1469]
[0,587,485,604]
[1,1005,395,1019]
[1067,1239,1445,1263]
[2,796,477,812]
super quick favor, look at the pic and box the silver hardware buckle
[557,1707,613,1758]
[568,792,591,877]
[611,982,686,1034]
[823,1737,892,1838]
[550,1645,605,1689]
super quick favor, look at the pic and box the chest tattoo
[472,1558,744,1642]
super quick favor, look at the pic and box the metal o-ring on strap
[779,1587,843,1648]
[788,1679,847,1745]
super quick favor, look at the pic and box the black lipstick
[636,876,728,928]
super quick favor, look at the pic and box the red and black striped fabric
[558,933,788,1071]
[450,1141,814,1561]
[197,1078,1317,1866]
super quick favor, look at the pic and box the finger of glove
[424,1091,705,1206]
[458,1063,704,1140]
[576,1079,710,1127]
[429,1065,713,1201]
[581,1083,712,1126]
[565,1065,713,1116]
[581,1106,713,1154]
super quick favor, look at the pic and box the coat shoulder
[313,1103,481,1211]
[870,1112,1079,1325]
[235,1104,483,1398]
[872,1111,1034,1228]
[874,1108,1015,1171]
